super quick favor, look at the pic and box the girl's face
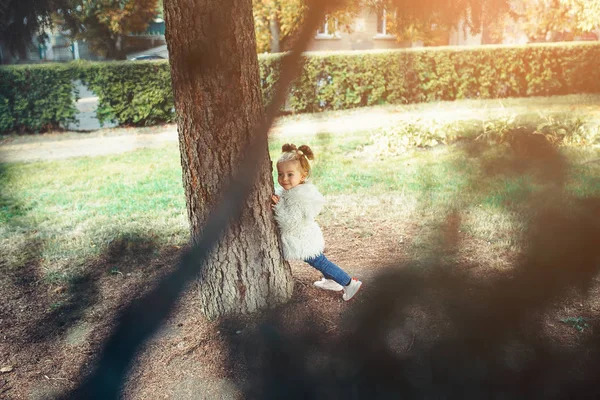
[277,160,306,190]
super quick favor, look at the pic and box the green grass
[2,96,600,281]
[270,123,599,268]
[0,147,188,277]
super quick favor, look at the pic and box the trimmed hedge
[270,42,600,113]
[0,64,78,133]
[2,42,600,133]
[79,61,175,126]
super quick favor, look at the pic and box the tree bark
[114,34,127,60]
[163,0,293,319]
[269,16,281,53]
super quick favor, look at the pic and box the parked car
[130,54,166,61]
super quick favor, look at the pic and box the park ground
[1,95,600,399]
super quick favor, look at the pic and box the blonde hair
[277,143,314,178]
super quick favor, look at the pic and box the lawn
[1,95,600,398]
[2,97,599,280]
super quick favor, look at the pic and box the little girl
[271,143,362,301]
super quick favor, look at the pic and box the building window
[376,9,395,38]
[316,17,338,38]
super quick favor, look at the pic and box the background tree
[0,0,56,59]
[511,0,575,42]
[511,0,600,43]
[252,0,362,52]
[58,0,158,59]
[382,0,510,45]
[561,0,600,32]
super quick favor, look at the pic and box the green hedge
[79,61,174,126]
[68,41,600,125]
[2,42,600,133]
[270,42,600,113]
[0,64,78,133]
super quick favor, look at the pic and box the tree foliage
[382,0,510,44]
[253,0,363,52]
[512,0,600,43]
[0,0,159,59]
[564,0,600,32]
[58,0,158,59]
[0,0,57,57]
[252,0,511,52]
[512,0,575,42]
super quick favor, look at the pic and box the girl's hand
[271,195,280,210]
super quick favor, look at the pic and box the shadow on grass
[1,231,162,346]
[464,128,568,187]
[218,129,600,399]
[219,201,600,399]
[104,232,161,272]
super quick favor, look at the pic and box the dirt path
[0,109,407,163]
[0,101,524,163]
[3,93,600,164]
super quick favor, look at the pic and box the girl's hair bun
[277,143,314,177]
[298,145,314,160]
[282,143,297,152]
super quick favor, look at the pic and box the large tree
[163,0,295,319]
[163,0,512,320]
[58,0,158,59]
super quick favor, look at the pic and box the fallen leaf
[54,286,66,294]
[0,366,13,373]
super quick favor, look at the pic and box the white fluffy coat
[274,182,325,261]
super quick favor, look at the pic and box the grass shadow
[470,128,567,185]
[103,231,161,273]
[218,127,600,398]
[1,231,161,346]
[219,194,600,399]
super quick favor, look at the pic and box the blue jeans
[304,253,351,286]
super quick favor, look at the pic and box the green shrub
[535,114,598,146]
[258,54,283,109]
[79,60,174,126]
[3,42,600,133]
[367,113,599,157]
[0,64,78,133]
[368,119,465,156]
[259,42,600,113]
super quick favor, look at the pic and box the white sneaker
[342,278,362,301]
[313,277,343,292]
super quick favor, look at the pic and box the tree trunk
[269,16,281,53]
[114,35,127,60]
[163,0,293,319]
